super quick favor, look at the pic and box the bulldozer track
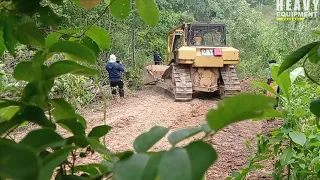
[172,65,193,101]
[220,65,241,97]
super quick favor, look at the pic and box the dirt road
[11,85,277,179]
[80,86,274,179]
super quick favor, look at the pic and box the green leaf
[67,135,89,148]
[101,160,114,171]
[0,99,21,109]
[45,30,78,48]
[48,41,96,64]
[158,141,217,180]
[50,102,87,130]
[0,139,39,180]
[270,64,291,101]
[201,123,212,133]
[135,0,159,27]
[18,15,34,24]
[110,0,130,19]
[308,43,320,63]
[317,164,320,178]
[73,163,109,178]
[185,141,217,180]
[251,155,272,163]
[14,22,45,47]
[315,117,320,129]
[3,17,18,57]
[311,157,320,165]
[21,81,50,108]
[312,30,320,36]
[310,97,320,117]
[113,153,150,180]
[290,67,305,84]
[168,127,202,146]
[115,151,135,160]
[206,94,276,132]
[0,106,20,123]
[45,32,62,48]
[294,107,307,117]
[85,25,110,50]
[43,61,98,79]
[41,78,55,94]
[88,125,112,139]
[76,114,87,129]
[0,115,24,136]
[74,165,99,176]
[0,25,5,57]
[51,98,76,121]
[20,128,66,153]
[87,138,111,155]
[278,41,319,75]
[12,0,41,15]
[39,146,76,180]
[113,151,164,180]
[32,51,46,66]
[21,106,56,129]
[252,109,285,121]
[252,81,281,99]
[38,6,61,27]
[80,36,100,56]
[280,148,293,166]
[133,126,169,153]
[232,172,240,177]
[141,152,164,180]
[13,61,41,82]
[57,119,85,136]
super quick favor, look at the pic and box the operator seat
[194,36,202,45]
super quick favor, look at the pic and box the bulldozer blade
[143,64,169,85]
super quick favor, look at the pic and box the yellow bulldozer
[143,22,241,101]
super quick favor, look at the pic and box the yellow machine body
[144,22,241,101]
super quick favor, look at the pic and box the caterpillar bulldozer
[143,22,241,101]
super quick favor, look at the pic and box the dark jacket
[153,53,162,62]
[106,62,125,82]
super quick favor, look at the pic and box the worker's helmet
[109,54,117,62]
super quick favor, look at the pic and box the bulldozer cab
[187,23,226,47]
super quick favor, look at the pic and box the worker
[193,32,202,45]
[266,59,280,109]
[106,54,125,104]
[267,60,276,84]
[212,28,222,45]
[153,51,162,65]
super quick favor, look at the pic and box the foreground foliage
[0,1,319,180]
[228,38,320,179]
[0,0,280,179]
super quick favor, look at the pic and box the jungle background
[0,0,319,179]
[1,0,318,108]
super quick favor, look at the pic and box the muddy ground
[11,84,282,180]
[80,85,281,179]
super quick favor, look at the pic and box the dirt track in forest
[11,84,281,179]
[79,85,280,179]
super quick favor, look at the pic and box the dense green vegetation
[2,0,319,106]
[0,0,319,179]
